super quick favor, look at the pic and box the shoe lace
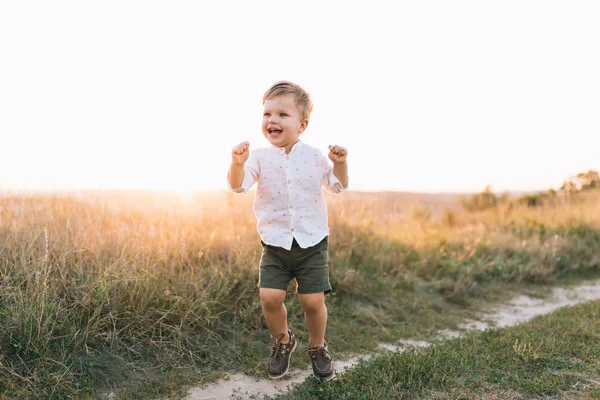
[302,345,331,359]
[271,333,288,356]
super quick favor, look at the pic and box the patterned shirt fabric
[227,140,347,250]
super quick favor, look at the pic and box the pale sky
[1,1,598,193]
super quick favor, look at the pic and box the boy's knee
[299,294,326,314]
[259,289,286,311]
[303,302,326,314]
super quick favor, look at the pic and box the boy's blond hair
[263,81,313,122]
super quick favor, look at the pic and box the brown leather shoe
[304,341,334,380]
[267,329,297,379]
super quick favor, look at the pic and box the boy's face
[262,93,308,152]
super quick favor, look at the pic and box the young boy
[227,81,349,380]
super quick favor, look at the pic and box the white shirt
[227,140,347,250]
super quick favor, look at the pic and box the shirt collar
[269,140,304,154]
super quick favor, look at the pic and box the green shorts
[258,237,332,295]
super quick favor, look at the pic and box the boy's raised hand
[232,141,250,165]
[328,145,348,164]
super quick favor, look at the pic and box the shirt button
[289,205,293,209]
[290,228,295,232]
[286,156,290,160]
[287,180,291,184]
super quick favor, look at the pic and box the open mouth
[268,128,282,136]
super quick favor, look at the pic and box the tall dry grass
[0,189,599,398]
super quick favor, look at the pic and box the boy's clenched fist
[328,145,348,164]
[232,141,250,165]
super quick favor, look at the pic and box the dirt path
[184,281,600,400]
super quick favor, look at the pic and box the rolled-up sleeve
[227,151,259,194]
[320,152,348,194]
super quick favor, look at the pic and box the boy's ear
[299,119,309,134]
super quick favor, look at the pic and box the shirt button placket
[285,153,294,238]
[285,154,292,186]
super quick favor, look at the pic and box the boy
[227,81,348,380]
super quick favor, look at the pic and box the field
[0,188,599,399]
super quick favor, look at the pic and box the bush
[461,186,499,212]
[516,189,557,208]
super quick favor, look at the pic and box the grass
[272,299,600,399]
[0,188,599,398]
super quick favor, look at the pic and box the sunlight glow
[1,1,599,193]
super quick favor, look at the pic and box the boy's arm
[320,145,349,194]
[333,161,348,189]
[228,162,245,190]
[228,141,249,189]
[227,141,258,193]
[329,145,349,188]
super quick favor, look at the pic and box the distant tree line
[461,170,599,212]
[560,170,600,192]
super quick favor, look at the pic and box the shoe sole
[268,339,298,379]
[319,369,335,381]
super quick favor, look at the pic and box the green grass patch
[272,300,600,399]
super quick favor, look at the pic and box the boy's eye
[263,113,270,117]
[279,113,287,117]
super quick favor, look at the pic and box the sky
[1,1,598,193]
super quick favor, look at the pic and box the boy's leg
[260,287,297,379]
[298,291,334,380]
[260,288,290,343]
[298,292,327,347]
